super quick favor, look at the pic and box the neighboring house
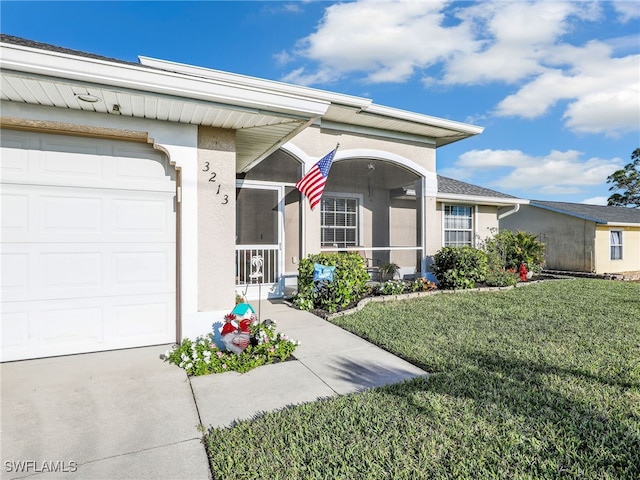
[0,35,524,362]
[499,200,640,274]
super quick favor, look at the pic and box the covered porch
[235,146,431,300]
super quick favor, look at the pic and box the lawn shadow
[369,347,640,476]
[327,356,428,393]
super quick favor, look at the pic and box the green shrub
[432,246,488,289]
[294,253,369,312]
[484,269,519,287]
[482,229,545,272]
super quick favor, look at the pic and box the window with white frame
[610,230,623,260]
[444,205,473,247]
[321,196,359,248]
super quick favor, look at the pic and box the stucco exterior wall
[289,125,436,172]
[476,205,500,244]
[197,126,236,310]
[594,226,640,273]
[499,205,596,272]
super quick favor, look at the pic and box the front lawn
[205,279,640,479]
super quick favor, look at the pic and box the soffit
[0,71,309,170]
[321,104,481,147]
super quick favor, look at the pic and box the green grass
[204,279,640,479]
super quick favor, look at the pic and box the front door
[235,181,284,299]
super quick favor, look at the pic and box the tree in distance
[607,148,639,208]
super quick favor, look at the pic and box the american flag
[295,146,338,210]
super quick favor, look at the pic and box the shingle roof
[530,200,640,225]
[437,175,518,199]
[0,34,140,67]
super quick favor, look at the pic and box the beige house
[499,200,640,274]
[0,35,525,362]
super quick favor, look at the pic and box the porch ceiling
[0,71,310,171]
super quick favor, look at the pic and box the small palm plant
[378,262,400,282]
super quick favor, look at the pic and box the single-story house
[499,200,640,274]
[0,35,525,361]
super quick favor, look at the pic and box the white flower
[186,363,193,370]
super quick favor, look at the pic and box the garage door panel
[1,132,174,192]
[1,252,29,295]
[112,298,173,337]
[114,250,170,287]
[40,305,104,343]
[1,191,29,235]
[1,310,29,349]
[113,197,172,234]
[1,184,175,243]
[2,243,175,302]
[42,251,103,289]
[2,295,175,362]
[41,194,104,233]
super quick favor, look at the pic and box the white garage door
[1,130,176,361]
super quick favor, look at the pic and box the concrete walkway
[1,300,426,480]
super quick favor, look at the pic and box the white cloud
[281,0,475,85]
[495,41,640,135]
[273,50,294,66]
[281,0,639,137]
[612,0,640,22]
[457,149,527,168]
[581,196,609,205]
[455,148,624,192]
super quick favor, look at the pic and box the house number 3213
[202,162,228,205]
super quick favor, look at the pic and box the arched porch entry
[321,150,428,280]
[235,149,303,299]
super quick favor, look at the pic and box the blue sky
[2,0,639,204]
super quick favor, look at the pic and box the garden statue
[220,312,251,354]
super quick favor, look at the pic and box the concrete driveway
[1,345,209,480]
[1,301,426,479]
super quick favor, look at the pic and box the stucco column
[197,126,236,311]
[302,199,322,256]
[422,173,440,271]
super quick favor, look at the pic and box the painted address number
[202,163,228,205]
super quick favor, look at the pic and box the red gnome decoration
[221,313,251,354]
[519,263,528,282]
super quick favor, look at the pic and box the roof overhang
[437,193,529,207]
[0,40,330,171]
